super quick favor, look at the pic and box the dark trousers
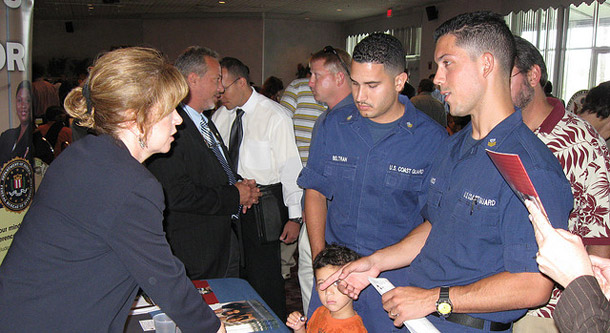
[240,208,286,321]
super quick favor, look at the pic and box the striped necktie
[200,115,237,185]
[200,115,241,219]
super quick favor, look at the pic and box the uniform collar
[465,108,524,152]
[343,94,419,134]
[330,94,354,112]
[537,97,565,134]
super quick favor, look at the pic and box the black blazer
[147,105,240,279]
[0,134,220,332]
[0,124,32,166]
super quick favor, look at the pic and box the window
[507,1,610,101]
[346,26,422,80]
[346,27,421,57]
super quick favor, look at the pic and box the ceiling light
[337,8,342,12]
[218,0,225,3]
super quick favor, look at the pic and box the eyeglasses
[222,77,240,90]
[323,45,351,76]
[511,70,522,78]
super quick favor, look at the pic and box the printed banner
[0,0,34,265]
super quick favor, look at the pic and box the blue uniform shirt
[410,110,573,331]
[299,94,446,256]
[299,94,447,332]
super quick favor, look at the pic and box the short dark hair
[544,81,553,96]
[174,46,219,78]
[418,79,436,93]
[220,57,250,83]
[434,11,515,75]
[310,46,351,76]
[580,81,610,119]
[401,82,416,98]
[513,36,548,87]
[352,33,406,76]
[261,76,284,99]
[313,244,361,270]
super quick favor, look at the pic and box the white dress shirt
[213,88,303,218]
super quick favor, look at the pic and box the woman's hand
[525,200,594,287]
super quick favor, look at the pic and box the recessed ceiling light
[218,0,225,3]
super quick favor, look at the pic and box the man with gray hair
[147,46,260,281]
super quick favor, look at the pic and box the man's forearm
[450,271,554,313]
[304,189,327,260]
[371,221,431,272]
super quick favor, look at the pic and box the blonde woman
[0,47,225,333]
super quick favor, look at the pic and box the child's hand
[286,311,306,332]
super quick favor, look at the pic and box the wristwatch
[436,286,453,318]
[289,217,303,225]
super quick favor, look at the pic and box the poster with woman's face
[0,0,33,265]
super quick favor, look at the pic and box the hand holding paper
[524,200,594,287]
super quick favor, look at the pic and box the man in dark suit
[147,46,260,280]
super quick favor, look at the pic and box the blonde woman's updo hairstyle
[64,47,188,141]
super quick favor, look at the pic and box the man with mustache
[298,33,447,331]
[321,12,574,332]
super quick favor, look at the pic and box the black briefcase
[252,183,288,243]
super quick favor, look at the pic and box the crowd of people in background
[1,9,610,333]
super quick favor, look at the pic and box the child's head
[313,244,361,315]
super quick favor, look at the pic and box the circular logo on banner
[0,158,34,212]
[566,89,589,114]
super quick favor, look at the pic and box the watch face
[437,302,452,315]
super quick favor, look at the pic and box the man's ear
[237,77,248,88]
[481,52,495,78]
[335,71,347,86]
[527,65,542,88]
[187,72,199,86]
[395,72,408,92]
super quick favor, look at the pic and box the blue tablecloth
[208,278,289,332]
[125,278,289,332]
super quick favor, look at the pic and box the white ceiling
[34,0,439,21]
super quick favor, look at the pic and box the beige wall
[263,18,344,87]
[33,19,143,65]
[33,16,343,87]
[33,0,585,88]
